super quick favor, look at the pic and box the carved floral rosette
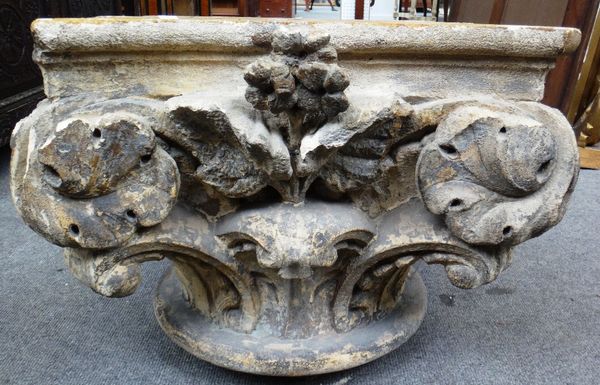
[10,19,580,376]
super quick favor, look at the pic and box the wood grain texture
[579,147,600,169]
[543,0,600,112]
[488,0,507,24]
[355,0,364,19]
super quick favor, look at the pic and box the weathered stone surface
[417,100,578,246]
[9,18,580,376]
[11,97,180,249]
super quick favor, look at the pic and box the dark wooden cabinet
[44,0,122,17]
[135,0,294,18]
[0,0,44,146]
[259,0,292,18]
[245,0,258,16]
[137,0,262,17]
[447,0,600,115]
[136,0,289,18]
[0,0,123,147]
[136,0,200,15]
[210,0,239,16]
[0,0,41,102]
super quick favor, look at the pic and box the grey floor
[1,144,599,385]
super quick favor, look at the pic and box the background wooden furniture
[259,0,292,18]
[210,0,239,16]
[135,0,267,17]
[0,0,42,147]
[572,10,600,169]
[448,0,600,118]
[0,0,122,147]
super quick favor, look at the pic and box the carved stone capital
[10,18,580,376]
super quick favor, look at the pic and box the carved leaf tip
[12,100,180,250]
[417,102,578,247]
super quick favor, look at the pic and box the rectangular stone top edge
[32,16,581,59]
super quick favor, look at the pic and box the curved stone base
[154,267,427,376]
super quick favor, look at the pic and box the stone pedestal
[10,17,581,376]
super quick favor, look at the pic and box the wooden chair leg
[431,0,438,19]
[444,0,449,21]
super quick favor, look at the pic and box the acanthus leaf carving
[151,28,426,213]
[216,201,376,280]
[314,99,415,195]
[11,92,578,342]
[165,98,264,198]
[416,100,578,246]
[11,98,180,249]
[331,197,512,332]
[38,113,156,198]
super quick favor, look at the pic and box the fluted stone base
[155,266,427,376]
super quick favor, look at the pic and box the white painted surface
[368,0,396,21]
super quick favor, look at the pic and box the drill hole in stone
[537,159,552,181]
[499,126,507,134]
[502,226,513,237]
[69,224,80,236]
[449,198,463,210]
[141,154,152,163]
[92,128,102,138]
[126,209,137,219]
[439,143,458,157]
